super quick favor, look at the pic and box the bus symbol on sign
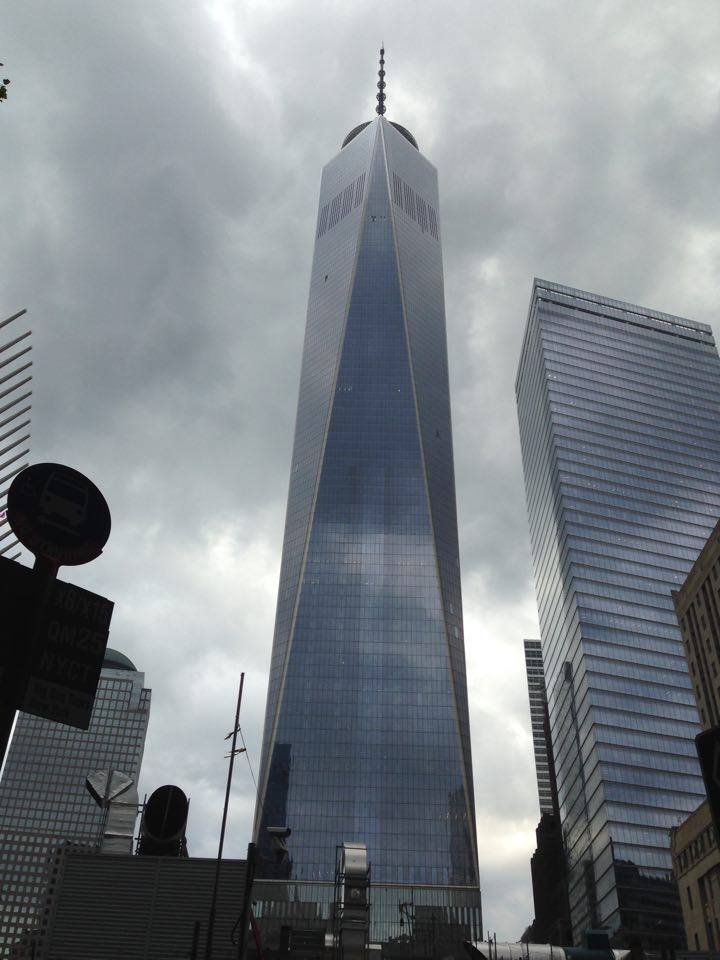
[38,471,88,536]
[7,463,111,567]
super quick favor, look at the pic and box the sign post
[0,463,113,767]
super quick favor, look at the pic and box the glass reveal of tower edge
[516,279,720,948]
[254,115,480,907]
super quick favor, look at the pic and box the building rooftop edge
[673,515,720,619]
[516,276,715,394]
[532,277,714,335]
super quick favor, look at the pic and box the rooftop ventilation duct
[86,769,139,855]
[137,784,189,857]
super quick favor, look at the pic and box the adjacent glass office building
[516,279,720,947]
[254,112,480,930]
[0,649,150,955]
[0,308,32,560]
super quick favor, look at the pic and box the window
[688,885,694,908]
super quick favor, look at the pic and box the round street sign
[7,463,111,566]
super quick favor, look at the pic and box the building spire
[376,45,386,116]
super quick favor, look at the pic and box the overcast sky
[4,0,720,939]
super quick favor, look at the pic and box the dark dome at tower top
[341,119,418,151]
[389,123,419,150]
[103,647,137,671]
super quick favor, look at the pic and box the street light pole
[204,671,245,960]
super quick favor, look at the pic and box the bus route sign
[7,463,111,566]
[0,555,114,729]
[21,577,114,729]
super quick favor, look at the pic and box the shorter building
[32,850,246,960]
[0,649,151,956]
[37,848,477,960]
[516,279,719,946]
[526,814,572,946]
[672,516,720,730]
[0,308,32,560]
[669,803,720,952]
[671,515,720,951]
[523,640,570,945]
[524,640,558,816]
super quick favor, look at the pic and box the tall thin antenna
[376,46,386,116]
[205,672,245,960]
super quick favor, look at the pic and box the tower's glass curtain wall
[516,279,720,947]
[255,116,479,905]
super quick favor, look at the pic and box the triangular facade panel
[383,123,477,851]
[258,124,377,775]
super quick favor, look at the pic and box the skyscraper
[0,308,32,561]
[524,639,558,816]
[254,53,480,932]
[516,279,720,947]
[0,648,151,955]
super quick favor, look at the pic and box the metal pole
[191,920,201,960]
[204,671,245,960]
[0,700,16,777]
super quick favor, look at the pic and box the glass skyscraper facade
[254,113,480,924]
[0,308,32,561]
[0,648,150,955]
[516,279,720,947]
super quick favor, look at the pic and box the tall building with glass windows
[0,308,32,561]
[524,639,558,816]
[253,55,481,946]
[0,648,150,955]
[516,279,720,948]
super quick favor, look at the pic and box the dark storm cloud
[4,0,720,937]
